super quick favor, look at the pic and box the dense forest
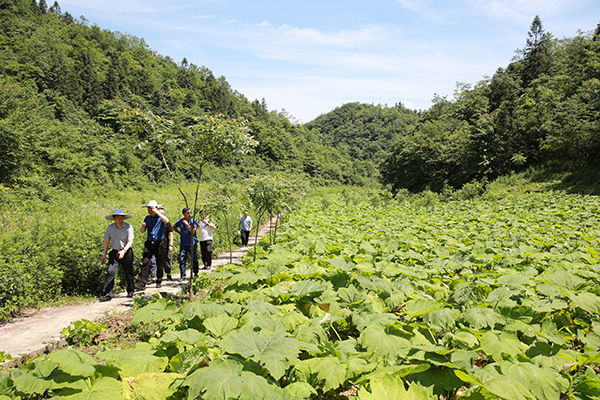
[380,17,600,192]
[3,1,597,197]
[0,0,417,196]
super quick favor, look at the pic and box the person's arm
[154,207,169,224]
[118,238,134,259]
[238,219,242,230]
[173,224,181,235]
[248,219,252,231]
[101,239,110,264]
[168,230,174,252]
[203,217,216,230]
[141,219,147,234]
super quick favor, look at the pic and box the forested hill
[378,17,600,193]
[0,0,387,196]
[304,102,418,165]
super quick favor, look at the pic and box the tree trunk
[222,207,233,264]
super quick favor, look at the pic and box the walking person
[238,210,252,246]
[173,207,199,280]
[100,209,135,301]
[198,212,216,270]
[135,200,169,290]
[150,207,174,281]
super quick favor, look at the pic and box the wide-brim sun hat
[142,200,164,208]
[105,208,133,220]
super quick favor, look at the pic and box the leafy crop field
[3,189,600,399]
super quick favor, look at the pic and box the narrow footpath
[0,219,275,362]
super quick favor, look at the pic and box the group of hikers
[98,200,253,301]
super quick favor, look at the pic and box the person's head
[182,207,191,220]
[113,214,125,227]
[244,210,249,217]
[105,208,132,227]
[142,200,163,216]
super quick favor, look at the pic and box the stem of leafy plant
[330,322,342,342]
[158,144,188,208]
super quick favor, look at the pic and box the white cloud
[192,14,215,19]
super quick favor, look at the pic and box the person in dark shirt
[135,200,169,290]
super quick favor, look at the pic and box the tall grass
[0,183,249,321]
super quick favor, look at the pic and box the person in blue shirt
[135,200,169,290]
[173,207,199,280]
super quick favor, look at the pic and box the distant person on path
[173,207,199,280]
[198,211,216,270]
[100,209,135,301]
[150,207,174,281]
[136,200,169,290]
[238,210,252,246]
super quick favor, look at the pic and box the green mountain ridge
[1,1,599,194]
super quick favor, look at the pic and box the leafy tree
[522,15,552,87]
[38,0,47,13]
[203,183,249,264]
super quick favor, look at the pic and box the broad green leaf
[132,298,177,324]
[500,361,570,400]
[47,349,97,378]
[204,314,238,337]
[480,331,528,361]
[283,382,318,398]
[13,361,61,394]
[293,324,327,345]
[337,285,366,306]
[403,299,444,318]
[357,375,436,400]
[356,364,431,384]
[58,377,122,400]
[352,312,398,331]
[169,346,208,376]
[360,325,411,361]
[158,328,206,345]
[405,365,464,395]
[184,358,269,400]
[220,330,301,380]
[572,370,600,400]
[180,301,227,320]
[527,297,569,313]
[297,356,346,392]
[290,279,327,297]
[570,292,600,313]
[423,308,457,330]
[463,307,503,330]
[96,344,168,378]
[122,373,180,400]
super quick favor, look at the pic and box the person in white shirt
[198,211,216,270]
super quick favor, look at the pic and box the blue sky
[60,0,600,123]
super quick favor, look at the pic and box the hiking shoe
[99,295,111,302]
[156,283,162,288]
[127,292,134,298]
[134,284,146,291]
[167,274,172,281]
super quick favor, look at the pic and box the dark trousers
[200,240,212,269]
[103,249,134,296]
[179,244,199,278]
[240,229,250,246]
[140,240,167,286]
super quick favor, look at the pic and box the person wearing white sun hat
[100,208,135,301]
[135,200,170,290]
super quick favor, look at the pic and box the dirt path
[0,219,276,362]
